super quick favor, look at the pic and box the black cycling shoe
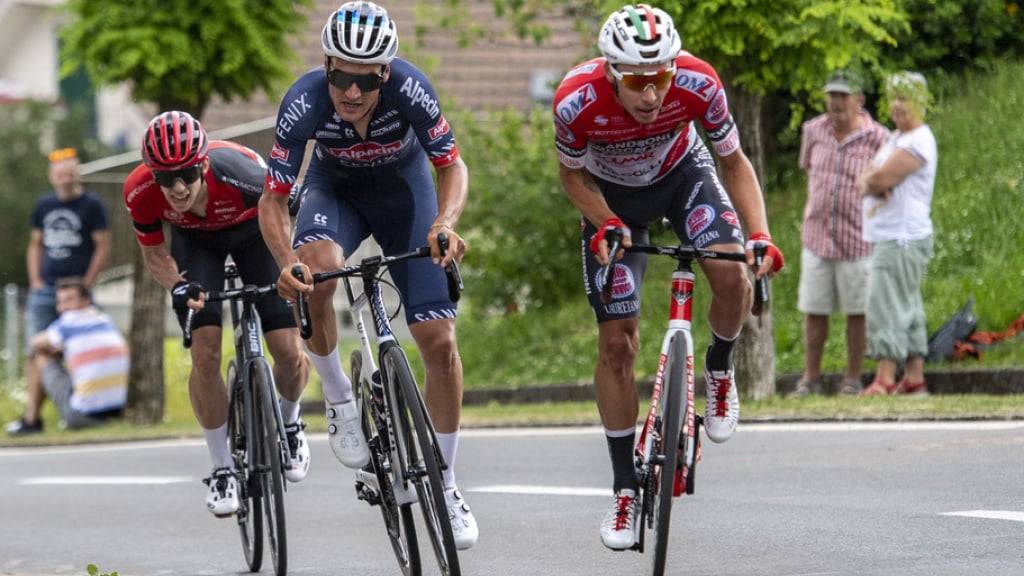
[5,417,43,436]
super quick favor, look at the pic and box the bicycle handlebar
[295,233,463,340]
[182,282,278,348]
[597,233,771,315]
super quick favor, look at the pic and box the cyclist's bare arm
[430,157,469,266]
[140,243,186,290]
[717,148,769,238]
[559,163,633,264]
[258,186,310,301]
[26,229,43,289]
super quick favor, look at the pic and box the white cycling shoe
[326,400,370,468]
[600,489,637,550]
[445,487,479,550]
[284,420,310,483]
[205,467,240,518]
[704,368,740,443]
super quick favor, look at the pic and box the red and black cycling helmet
[142,111,209,171]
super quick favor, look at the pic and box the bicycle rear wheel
[652,334,687,576]
[229,360,263,572]
[254,361,288,576]
[383,347,461,576]
[352,350,421,576]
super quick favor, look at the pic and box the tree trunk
[125,241,165,423]
[728,87,776,400]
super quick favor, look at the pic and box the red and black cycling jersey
[553,52,741,187]
[123,141,267,246]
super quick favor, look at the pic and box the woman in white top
[855,72,937,396]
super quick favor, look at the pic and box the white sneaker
[356,467,419,506]
[204,467,240,518]
[445,487,479,550]
[600,489,637,550]
[283,420,310,483]
[704,368,740,443]
[326,400,370,468]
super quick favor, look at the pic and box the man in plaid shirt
[795,71,888,396]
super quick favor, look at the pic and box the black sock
[606,432,638,492]
[706,332,737,372]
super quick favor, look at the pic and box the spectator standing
[5,279,128,435]
[857,72,936,396]
[795,71,889,396]
[24,148,111,395]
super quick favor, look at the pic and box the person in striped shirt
[5,278,127,435]
[795,71,889,396]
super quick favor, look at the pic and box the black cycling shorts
[170,219,295,333]
[581,140,745,322]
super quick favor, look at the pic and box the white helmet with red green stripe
[598,4,681,66]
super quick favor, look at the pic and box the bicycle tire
[254,360,288,576]
[352,349,421,576]
[229,360,263,572]
[652,334,687,576]
[383,347,461,576]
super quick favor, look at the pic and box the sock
[436,430,459,489]
[204,424,233,470]
[605,427,638,493]
[706,330,739,372]
[308,347,353,404]
[279,397,301,425]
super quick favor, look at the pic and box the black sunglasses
[153,165,202,188]
[327,68,385,92]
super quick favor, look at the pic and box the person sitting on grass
[5,278,128,435]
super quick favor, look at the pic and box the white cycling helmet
[598,4,681,66]
[322,1,399,65]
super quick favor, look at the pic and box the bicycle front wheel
[254,361,288,576]
[353,349,421,576]
[383,347,461,576]
[652,334,687,576]
[229,360,263,572]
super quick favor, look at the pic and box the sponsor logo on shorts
[594,263,636,300]
[313,213,328,226]
[686,204,715,239]
[694,230,720,247]
[685,181,704,210]
[413,308,458,323]
[721,210,739,227]
[556,84,598,125]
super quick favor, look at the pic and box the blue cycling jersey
[265,58,459,197]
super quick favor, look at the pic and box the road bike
[184,264,293,576]
[294,236,463,576]
[599,230,769,576]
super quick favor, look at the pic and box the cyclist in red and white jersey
[553,4,785,550]
[123,112,311,518]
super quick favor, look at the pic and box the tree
[59,0,311,423]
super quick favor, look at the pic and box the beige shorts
[798,249,870,315]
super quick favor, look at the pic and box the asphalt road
[2,422,1023,576]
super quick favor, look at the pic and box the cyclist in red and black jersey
[123,111,311,518]
[553,4,785,550]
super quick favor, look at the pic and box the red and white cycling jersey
[553,52,741,187]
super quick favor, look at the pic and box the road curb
[298,368,1024,412]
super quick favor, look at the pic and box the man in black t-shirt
[23,148,111,386]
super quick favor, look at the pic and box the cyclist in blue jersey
[259,1,477,549]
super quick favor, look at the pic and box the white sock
[436,430,459,489]
[308,347,353,404]
[279,397,301,425]
[203,424,233,470]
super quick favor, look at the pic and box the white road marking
[469,484,610,497]
[940,510,1024,523]
[20,476,193,486]
[1,421,1020,458]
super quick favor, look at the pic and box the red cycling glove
[745,232,785,273]
[589,217,631,256]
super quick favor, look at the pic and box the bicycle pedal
[355,481,381,506]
